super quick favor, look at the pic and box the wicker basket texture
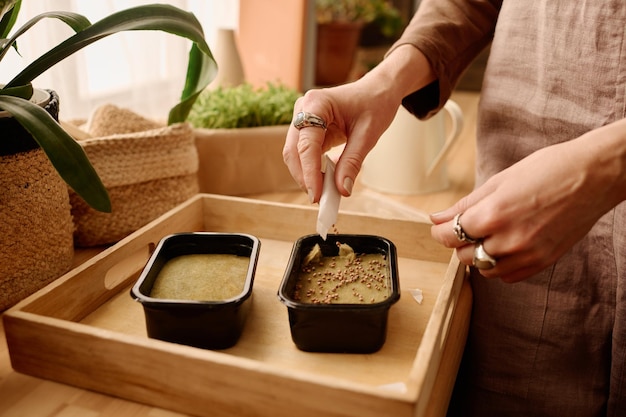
[70,105,199,247]
[0,148,74,310]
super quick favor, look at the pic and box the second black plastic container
[278,234,400,353]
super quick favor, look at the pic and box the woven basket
[70,121,199,247]
[0,148,74,311]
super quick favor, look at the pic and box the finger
[431,187,503,248]
[283,124,305,190]
[295,125,327,203]
[455,243,478,267]
[431,213,484,249]
[431,205,485,249]
[432,217,463,248]
[456,238,501,271]
[429,195,474,225]
[457,242,503,281]
[459,239,549,283]
[333,123,378,196]
[283,95,333,203]
[429,179,499,225]
[283,98,310,191]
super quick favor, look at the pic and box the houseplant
[187,82,300,129]
[0,1,216,211]
[0,1,216,309]
[314,0,402,86]
[188,82,302,195]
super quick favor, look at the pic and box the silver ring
[473,240,497,270]
[453,213,477,244]
[293,111,327,130]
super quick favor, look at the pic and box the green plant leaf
[0,10,91,62]
[0,94,111,212]
[0,0,19,38]
[6,4,217,124]
[0,82,31,99]
[168,42,215,124]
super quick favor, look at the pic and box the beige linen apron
[391,0,626,415]
[455,1,626,416]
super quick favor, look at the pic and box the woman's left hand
[430,128,626,283]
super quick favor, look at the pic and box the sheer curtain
[0,0,239,122]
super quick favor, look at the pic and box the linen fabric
[388,1,626,416]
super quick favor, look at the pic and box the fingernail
[343,177,354,196]
[307,188,315,204]
[429,211,446,224]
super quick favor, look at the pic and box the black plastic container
[278,234,400,353]
[131,232,260,350]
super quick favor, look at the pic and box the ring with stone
[293,111,327,130]
[473,240,497,270]
[453,213,478,244]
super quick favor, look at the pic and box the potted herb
[0,1,216,310]
[188,82,302,195]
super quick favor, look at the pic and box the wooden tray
[4,194,467,417]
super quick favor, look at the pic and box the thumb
[333,127,380,197]
[334,146,366,197]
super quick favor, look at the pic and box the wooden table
[0,91,479,417]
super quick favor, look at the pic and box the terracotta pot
[315,22,364,87]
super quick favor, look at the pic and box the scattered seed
[293,243,390,305]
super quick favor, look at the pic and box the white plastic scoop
[316,154,341,240]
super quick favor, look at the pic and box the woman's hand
[283,44,437,204]
[283,82,400,203]
[430,123,626,283]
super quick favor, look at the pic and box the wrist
[362,43,436,104]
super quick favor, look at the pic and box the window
[1,1,238,121]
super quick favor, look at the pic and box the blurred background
[0,0,486,121]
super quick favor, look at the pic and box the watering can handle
[425,100,464,178]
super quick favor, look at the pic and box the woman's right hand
[282,44,437,204]
[282,81,400,204]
